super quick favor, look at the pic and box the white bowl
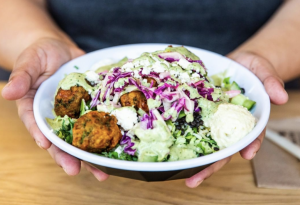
[33,44,270,181]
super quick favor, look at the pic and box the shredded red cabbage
[140,110,157,129]
[120,132,136,155]
[128,78,155,99]
[158,52,207,70]
[90,90,101,108]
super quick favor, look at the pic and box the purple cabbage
[128,78,155,99]
[120,132,136,156]
[90,90,101,108]
[158,52,207,70]
[102,69,133,101]
[154,83,178,96]
[157,106,165,113]
[140,110,157,129]
[114,82,129,93]
[175,98,185,112]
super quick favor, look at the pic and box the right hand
[1,38,109,181]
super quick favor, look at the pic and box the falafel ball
[72,111,122,152]
[120,91,149,113]
[144,77,158,87]
[54,86,91,118]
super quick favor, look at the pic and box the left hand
[185,51,288,188]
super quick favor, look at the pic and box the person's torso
[47,0,282,55]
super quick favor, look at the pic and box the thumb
[2,38,84,101]
[227,51,288,105]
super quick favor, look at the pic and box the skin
[0,0,298,187]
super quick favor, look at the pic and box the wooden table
[1,81,300,205]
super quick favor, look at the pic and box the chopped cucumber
[231,94,256,110]
[243,99,256,110]
[231,94,246,106]
[230,81,241,91]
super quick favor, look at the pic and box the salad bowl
[33,44,270,181]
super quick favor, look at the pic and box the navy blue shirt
[47,0,282,55]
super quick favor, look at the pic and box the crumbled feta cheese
[133,69,141,79]
[111,107,138,130]
[163,61,170,67]
[191,73,201,78]
[142,66,151,75]
[170,69,180,78]
[178,72,190,83]
[121,62,134,72]
[85,70,100,84]
[178,58,191,69]
[133,58,151,68]
[152,61,166,73]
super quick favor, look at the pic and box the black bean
[241,88,245,94]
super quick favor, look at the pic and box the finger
[185,157,231,188]
[227,52,288,105]
[2,39,84,101]
[16,89,52,149]
[2,47,43,100]
[264,76,288,105]
[240,128,266,160]
[81,161,109,182]
[48,144,81,176]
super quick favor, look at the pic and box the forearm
[229,0,300,82]
[0,0,76,70]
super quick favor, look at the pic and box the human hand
[1,38,109,180]
[185,51,288,188]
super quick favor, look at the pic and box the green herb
[74,65,79,70]
[178,110,186,119]
[55,118,74,144]
[79,99,86,117]
[99,150,137,161]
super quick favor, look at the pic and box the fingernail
[4,81,12,89]
[196,180,203,187]
[252,152,257,159]
[36,141,43,149]
[63,167,68,174]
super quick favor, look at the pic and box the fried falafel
[72,111,122,152]
[54,86,91,118]
[120,91,149,113]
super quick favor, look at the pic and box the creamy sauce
[209,103,256,149]
[55,73,96,97]
[131,110,174,162]
[197,98,218,127]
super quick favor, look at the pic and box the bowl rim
[33,43,270,172]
